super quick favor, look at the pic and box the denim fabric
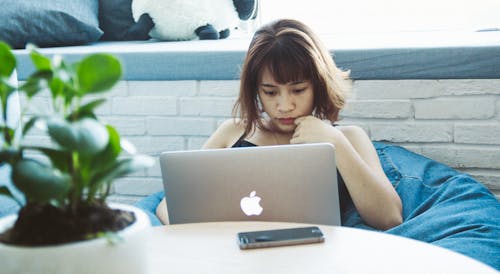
[342,142,500,270]
[135,142,500,270]
[133,191,164,226]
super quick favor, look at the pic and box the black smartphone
[237,226,325,249]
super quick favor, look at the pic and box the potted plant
[0,42,155,273]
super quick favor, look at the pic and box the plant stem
[1,100,12,147]
[70,151,80,213]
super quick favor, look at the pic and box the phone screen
[237,226,324,249]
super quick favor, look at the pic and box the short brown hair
[233,19,351,137]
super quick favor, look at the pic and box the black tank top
[231,136,258,148]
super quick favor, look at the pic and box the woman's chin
[273,123,296,134]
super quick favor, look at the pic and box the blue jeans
[135,142,500,270]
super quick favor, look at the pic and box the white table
[138,222,498,274]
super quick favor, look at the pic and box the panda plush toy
[98,0,258,41]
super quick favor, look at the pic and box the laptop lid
[160,143,341,226]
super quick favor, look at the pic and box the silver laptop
[159,143,341,226]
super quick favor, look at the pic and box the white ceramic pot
[0,203,151,274]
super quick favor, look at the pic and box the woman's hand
[290,116,340,145]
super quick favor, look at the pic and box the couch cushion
[343,142,500,270]
[98,0,135,41]
[12,31,500,81]
[0,0,102,49]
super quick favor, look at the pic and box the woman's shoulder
[218,118,246,135]
[336,124,369,141]
[335,124,377,154]
[203,119,246,149]
[336,124,365,134]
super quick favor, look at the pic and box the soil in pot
[0,202,135,246]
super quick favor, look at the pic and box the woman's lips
[278,118,295,125]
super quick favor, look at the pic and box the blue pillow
[0,0,102,49]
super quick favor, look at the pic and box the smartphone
[237,226,325,249]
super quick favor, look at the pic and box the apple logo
[240,190,263,216]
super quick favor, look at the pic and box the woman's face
[257,68,315,134]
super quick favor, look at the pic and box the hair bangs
[262,41,314,84]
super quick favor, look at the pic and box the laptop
[159,143,341,226]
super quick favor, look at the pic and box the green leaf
[30,50,51,70]
[49,77,66,99]
[0,77,16,115]
[29,69,53,81]
[20,70,52,98]
[20,79,44,99]
[90,155,154,190]
[0,124,16,147]
[90,125,121,170]
[0,42,16,77]
[102,125,121,158]
[12,159,71,203]
[46,118,79,150]
[0,147,20,163]
[77,54,122,94]
[53,56,74,82]
[67,98,106,121]
[47,118,109,156]
[37,147,71,173]
[73,119,109,156]
[0,186,15,199]
[21,116,39,136]
[0,77,16,93]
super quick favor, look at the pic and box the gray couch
[2,0,499,82]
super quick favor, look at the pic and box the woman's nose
[277,95,295,113]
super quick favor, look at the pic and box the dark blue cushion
[133,191,164,226]
[342,142,500,270]
[0,0,102,49]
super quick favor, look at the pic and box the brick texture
[22,79,500,202]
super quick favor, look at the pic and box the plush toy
[99,0,257,41]
[131,0,258,40]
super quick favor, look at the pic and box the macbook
[159,143,341,225]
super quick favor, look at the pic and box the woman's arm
[291,116,403,230]
[155,198,170,224]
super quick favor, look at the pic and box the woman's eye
[293,88,306,94]
[263,90,276,96]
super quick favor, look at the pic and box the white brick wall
[345,79,500,200]
[21,79,500,203]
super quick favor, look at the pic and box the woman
[157,18,403,229]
